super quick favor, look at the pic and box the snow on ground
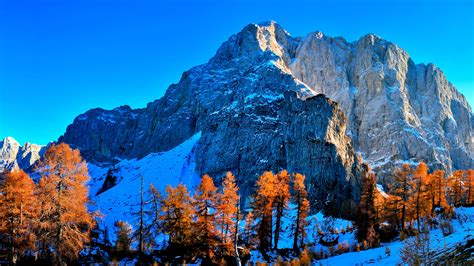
[88,133,201,234]
[318,207,474,265]
[248,205,473,265]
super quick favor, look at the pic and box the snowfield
[87,132,201,233]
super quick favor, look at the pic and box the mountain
[57,21,472,208]
[0,137,45,173]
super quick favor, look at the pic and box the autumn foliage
[0,143,95,265]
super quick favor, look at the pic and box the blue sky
[0,0,473,145]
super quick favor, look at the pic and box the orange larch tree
[160,184,195,250]
[410,162,432,231]
[36,143,94,265]
[447,170,464,207]
[291,173,309,251]
[252,171,276,251]
[387,164,414,230]
[463,170,474,206]
[216,171,239,253]
[243,211,256,247]
[194,174,219,260]
[273,170,290,250]
[355,166,378,245]
[0,170,37,264]
[427,170,448,213]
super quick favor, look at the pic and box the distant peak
[2,136,19,145]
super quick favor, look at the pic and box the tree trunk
[274,201,282,250]
[293,194,301,251]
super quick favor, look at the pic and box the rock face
[0,137,45,173]
[59,21,472,201]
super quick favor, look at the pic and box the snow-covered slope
[319,207,474,265]
[88,133,201,232]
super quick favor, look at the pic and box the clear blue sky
[0,0,473,145]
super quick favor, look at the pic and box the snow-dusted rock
[0,137,45,173]
[59,21,472,200]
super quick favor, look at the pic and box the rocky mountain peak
[58,22,472,196]
[0,137,45,173]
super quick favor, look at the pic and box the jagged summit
[57,22,472,190]
[0,136,45,173]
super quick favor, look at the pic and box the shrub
[300,247,311,266]
[400,232,432,265]
[440,218,454,236]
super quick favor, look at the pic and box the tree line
[1,142,473,265]
[355,162,474,248]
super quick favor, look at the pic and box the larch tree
[356,167,378,245]
[146,183,163,249]
[194,174,219,260]
[243,211,255,247]
[216,171,239,253]
[291,173,309,251]
[411,162,432,232]
[463,170,474,206]
[0,170,37,264]
[252,171,276,251]
[427,170,448,213]
[160,184,195,249]
[273,170,290,250]
[447,170,464,206]
[387,164,414,230]
[36,143,94,265]
[113,221,132,257]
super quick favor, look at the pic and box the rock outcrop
[58,21,472,203]
[0,137,45,173]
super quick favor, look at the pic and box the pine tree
[273,170,290,250]
[252,171,276,251]
[160,184,195,249]
[387,164,414,230]
[0,170,37,264]
[411,163,432,232]
[194,174,219,260]
[447,170,464,206]
[291,173,309,251]
[36,143,94,265]
[216,171,239,253]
